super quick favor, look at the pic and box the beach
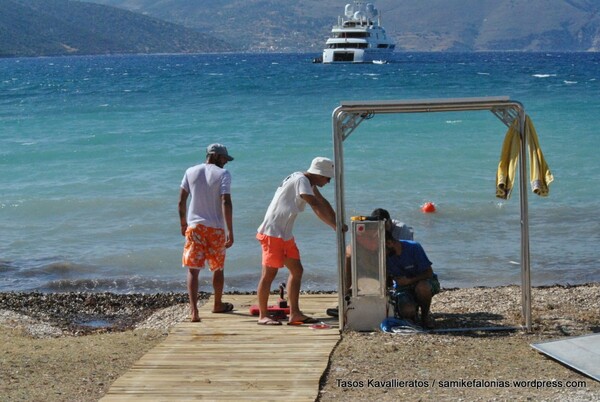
[1,283,598,401]
[2,50,600,401]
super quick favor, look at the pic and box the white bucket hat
[307,157,334,178]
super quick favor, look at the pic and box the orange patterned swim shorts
[256,233,300,268]
[183,224,226,271]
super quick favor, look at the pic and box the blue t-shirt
[386,240,432,278]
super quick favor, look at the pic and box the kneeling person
[385,231,440,329]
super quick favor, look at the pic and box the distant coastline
[2,49,599,61]
[3,0,600,58]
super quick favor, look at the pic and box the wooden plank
[101,294,339,401]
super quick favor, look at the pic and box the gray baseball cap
[206,143,234,161]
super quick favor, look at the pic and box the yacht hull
[322,48,393,64]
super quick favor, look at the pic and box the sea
[1,52,599,294]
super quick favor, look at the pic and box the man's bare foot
[212,302,234,313]
[257,317,281,325]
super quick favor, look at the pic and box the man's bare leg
[257,265,278,324]
[415,280,434,328]
[285,257,310,323]
[187,268,201,322]
[212,268,225,312]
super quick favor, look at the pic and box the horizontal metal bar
[337,97,522,115]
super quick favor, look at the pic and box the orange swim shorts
[256,233,300,268]
[183,224,226,271]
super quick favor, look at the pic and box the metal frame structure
[332,96,532,332]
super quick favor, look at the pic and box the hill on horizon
[3,0,600,58]
[85,0,600,52]
[0,0,234,57]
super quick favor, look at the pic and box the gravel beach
[1,284,599,401]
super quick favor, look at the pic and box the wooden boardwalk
[101,294,340,401]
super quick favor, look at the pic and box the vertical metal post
[378,219,387,295]
[518,112,532,332]
[332,108,347,331]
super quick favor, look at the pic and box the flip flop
[212,302,234,313]
[310,323,331,330]
[326,307,338,317]
[287,316,320,325]
[257,317,282,326]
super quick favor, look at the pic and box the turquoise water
[1,52,599,293]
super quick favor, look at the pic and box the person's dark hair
[385,230,395,242]
[206,153,220,164]
[370,208,391,221]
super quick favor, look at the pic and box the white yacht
[322,2,395,64]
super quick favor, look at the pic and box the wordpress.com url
[336,378,588,389]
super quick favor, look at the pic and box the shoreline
[0,283,594,335]
[2,283,599,401]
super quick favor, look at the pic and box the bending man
[256,157,346,325]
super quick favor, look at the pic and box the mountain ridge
[0,0,234,57]
[2,0,599,58]
[86,0,600,52]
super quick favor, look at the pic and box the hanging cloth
[495,115,554,200]
[527,117,554,196]
[496,118,521,199]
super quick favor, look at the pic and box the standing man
[256,157,346,325]
[178,143,235,322]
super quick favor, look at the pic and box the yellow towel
[526,116,554,196]
[495,115,553,200]
[496,118,520,199]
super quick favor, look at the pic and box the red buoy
[421,202,436,213]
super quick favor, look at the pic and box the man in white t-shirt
[178,143,234,322]
[256,157,347,325]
